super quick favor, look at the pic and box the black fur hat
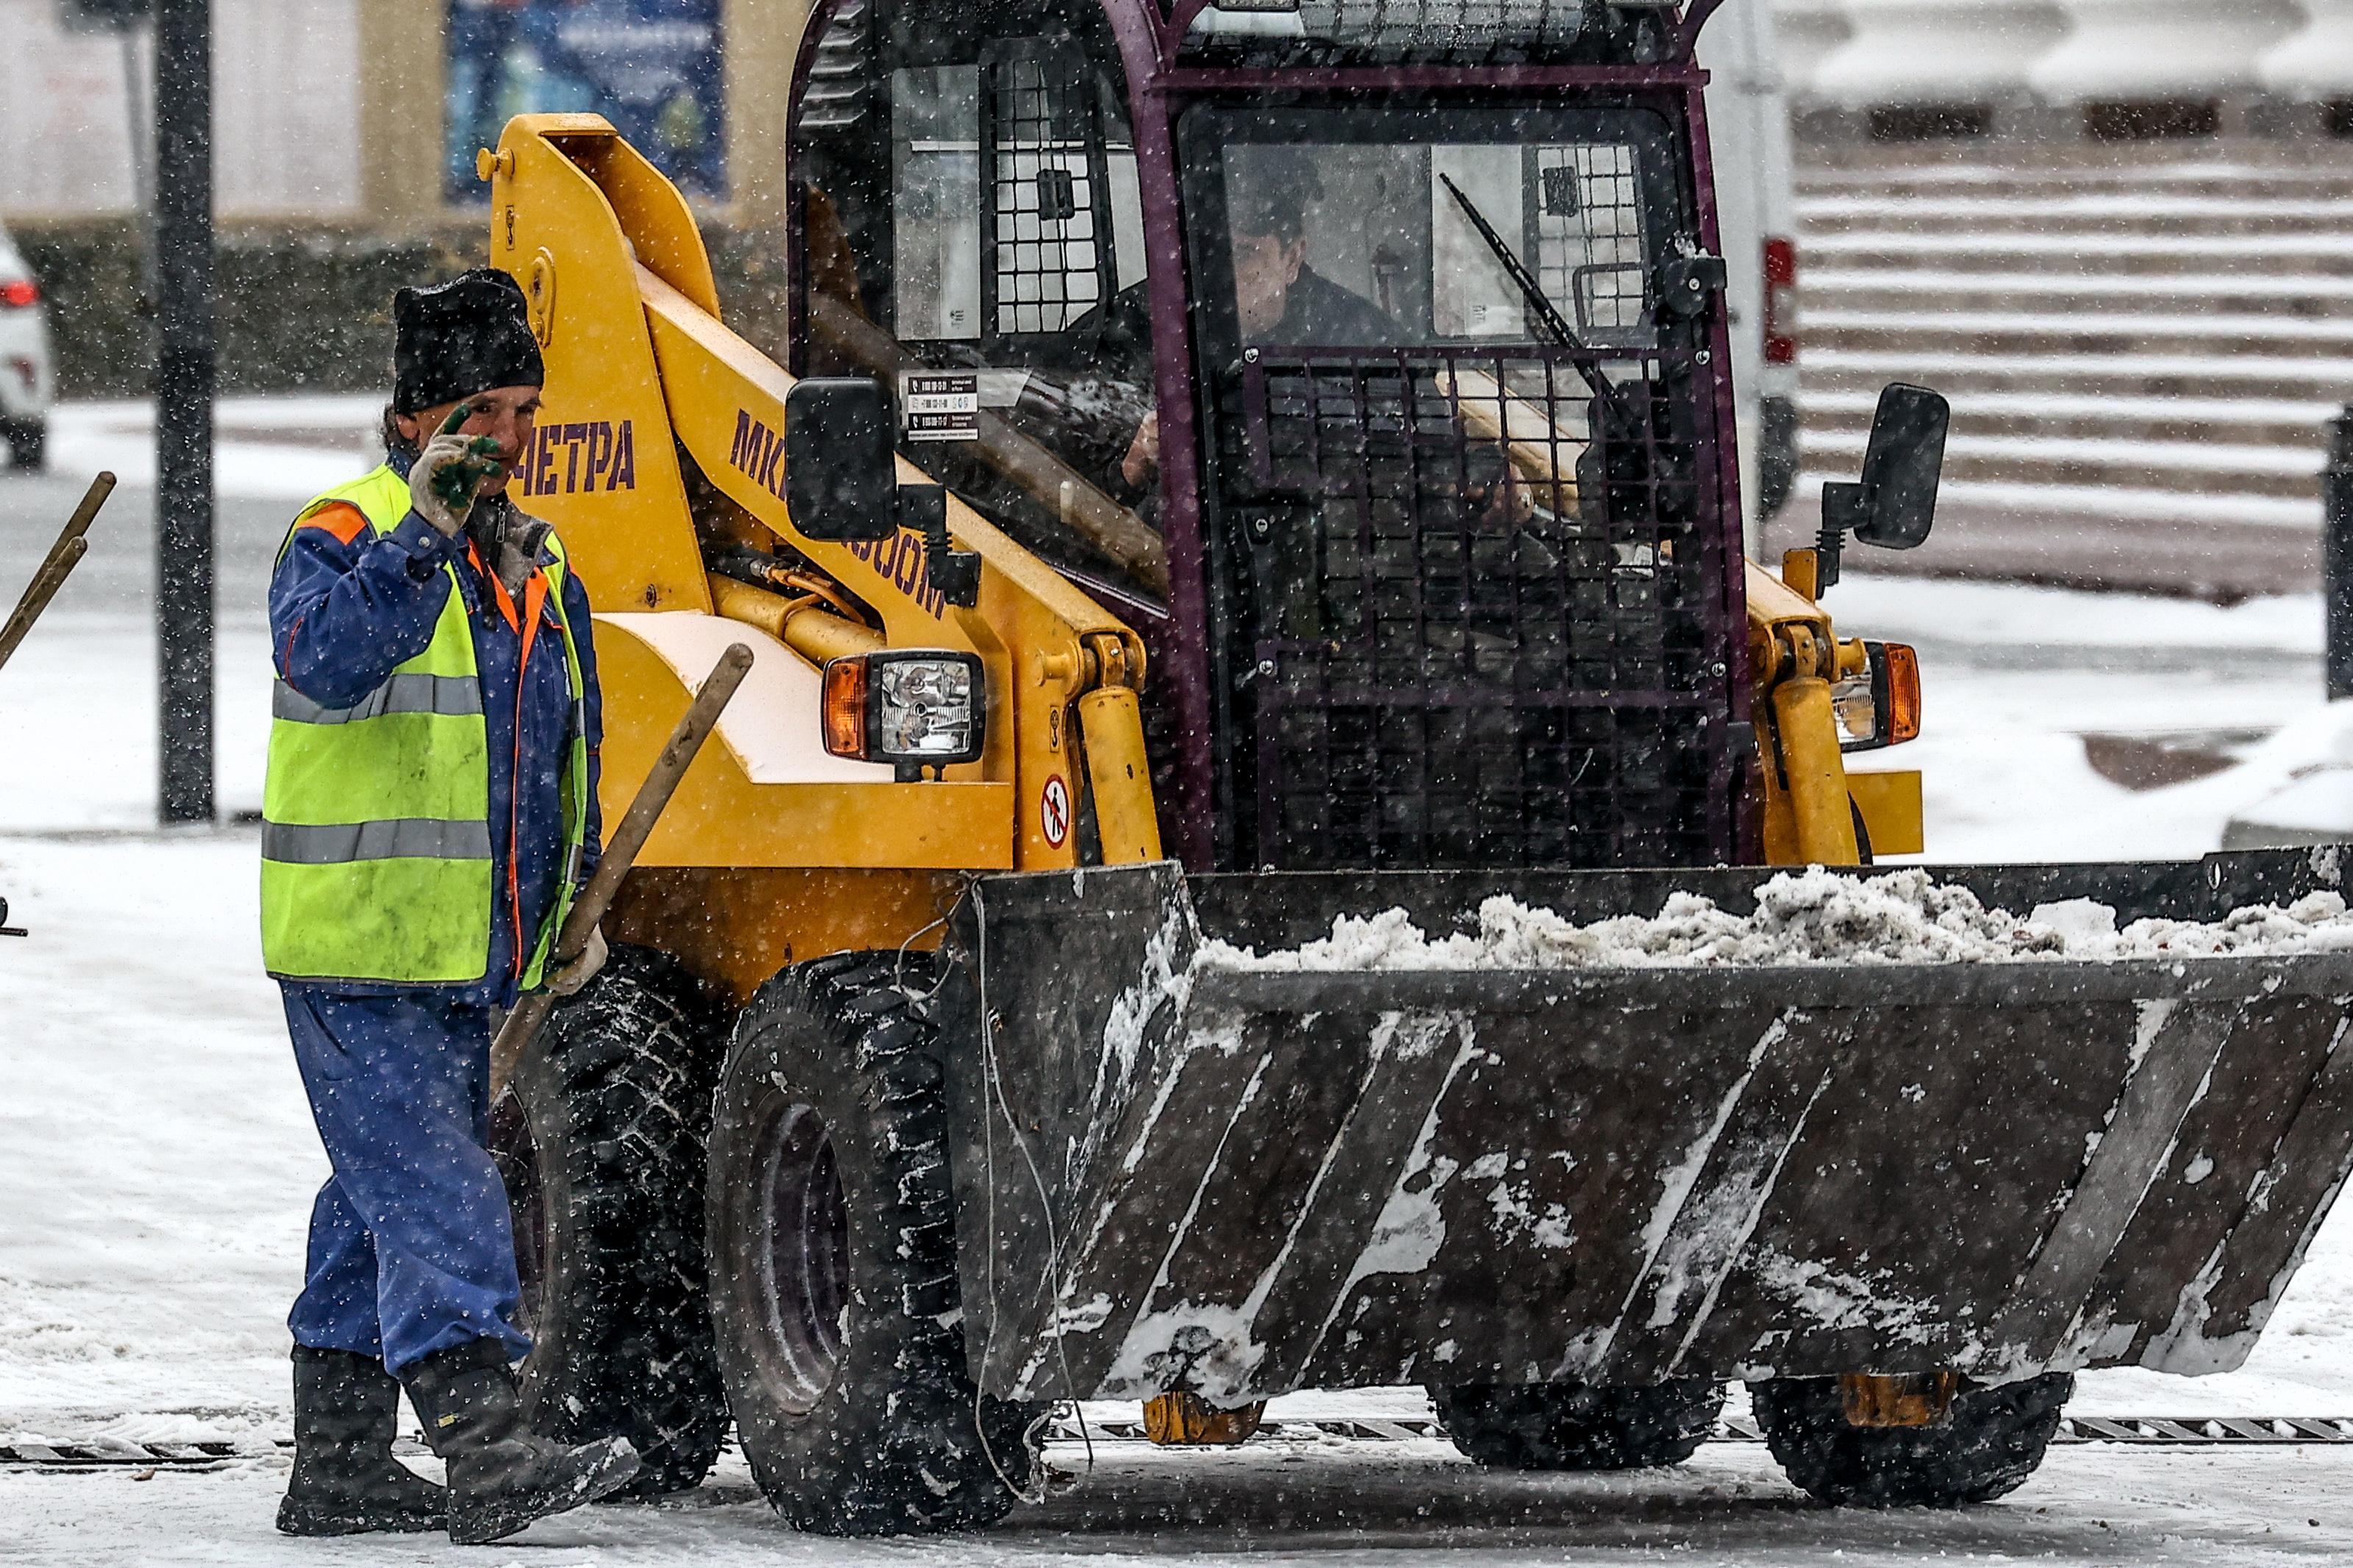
[392,268,544,415]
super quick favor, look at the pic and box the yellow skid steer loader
[473,0,2353,1536]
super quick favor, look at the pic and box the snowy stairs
[1784,154,2353,598]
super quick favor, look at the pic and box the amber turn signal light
[1880,641,1921,746]
[1832,640,1921,753]
[821,656,870,759]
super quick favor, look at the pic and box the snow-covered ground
[0,613,274,827]
[10,467,2353,1557]
[1829,575,2330,864]
[16,1440,2353,1567]
[30,395,383,500]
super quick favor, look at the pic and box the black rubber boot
[400,1339,641,1544]
[276,1346,446,1536]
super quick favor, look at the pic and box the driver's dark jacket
[1265,266,1403,347]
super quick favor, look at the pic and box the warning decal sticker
[1040,775,1071,848]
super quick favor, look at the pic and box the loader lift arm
[1746,557,1862,866]
[482,115,1160,925]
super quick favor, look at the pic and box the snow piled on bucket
[1196,867,2353,972]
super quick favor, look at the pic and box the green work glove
[411,404,506,536]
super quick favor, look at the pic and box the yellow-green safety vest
[260,464,590,988]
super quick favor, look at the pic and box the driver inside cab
[1119,150,1401,495]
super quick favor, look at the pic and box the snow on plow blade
[938,851,2353,1406]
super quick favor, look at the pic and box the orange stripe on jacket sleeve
[296,501,371,546]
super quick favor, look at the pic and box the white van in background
[0,221,54,472]
[1698,0,1801,551]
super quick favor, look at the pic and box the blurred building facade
[1766,2,2353,601]
[2,0,362,218]
[10,1,2353,221]
[0,0,804,229]
[5,0,2349,584]
[1779,1,2353,144]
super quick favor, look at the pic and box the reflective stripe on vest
[260,464,590,987]
[262,818,497,864]
[271,672,487,726]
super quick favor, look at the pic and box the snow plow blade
[938,851,2353,1406]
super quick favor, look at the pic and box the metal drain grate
[13,1417,2353,1472]
[1,1440,254,1470]
[1045,1415,2353,1448]
[2058,1416,2353,1445]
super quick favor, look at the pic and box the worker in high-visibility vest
[262,268,638,1544]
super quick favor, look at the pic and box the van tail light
[1763,237,1798,368]
[0,279,38,309]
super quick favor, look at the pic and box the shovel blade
[940,853,2353,1405]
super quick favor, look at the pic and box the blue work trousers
[282,986,530,1374]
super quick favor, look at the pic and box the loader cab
[790,0,1159,602]
[788,0,1748,873]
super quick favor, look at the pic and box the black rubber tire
[1432,1381,1725,1470]
[1753,1374,2074,1508]
[1,418,42,472]
[707,951,1045,1536]
[1757,394,1799,518]
[489,942,733,1497]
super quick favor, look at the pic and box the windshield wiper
[1438,173,1584,351]
[1437,174,1626,418]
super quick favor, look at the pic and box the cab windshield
[1179,104,1680,354]
[1171,102,1725,873]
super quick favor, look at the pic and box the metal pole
[122,24,159,309]
[2328,409,2353,705]
[153,0,214,824]
[121,24,155,226]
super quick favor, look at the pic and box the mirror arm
[1813,383,1949,598]
[1815,479,1871,594]
[902,483,981,609]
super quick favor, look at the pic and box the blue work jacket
[267,448,604,1008]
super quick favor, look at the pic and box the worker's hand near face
[544,926,609,997]
[410,404,507,536]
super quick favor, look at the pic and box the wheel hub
[754,1101,851,1414]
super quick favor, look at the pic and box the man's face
[1232,230,1309,338]
[396,384,543,496]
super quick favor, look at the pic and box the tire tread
[712,953,1043,1537]
[510,946,732,1497]
[1432,1381,1724,1471]
[1752,1374,2073,1508]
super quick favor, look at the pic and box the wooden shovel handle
[0,473,116,674]
[490,642,755,1095]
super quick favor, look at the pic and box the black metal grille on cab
[1229,347,1735,873]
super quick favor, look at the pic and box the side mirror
[785,378,902,543]
[1815,382,1948,591]
[780,376,982,607]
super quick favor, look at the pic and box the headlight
[821,651,987,778]
[1833,640,1921,753]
